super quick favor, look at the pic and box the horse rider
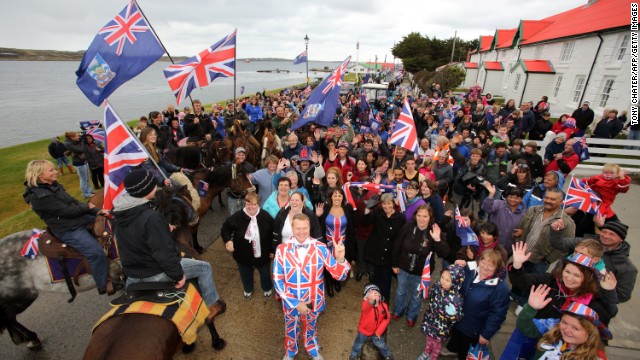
[223,100,261,151]
[227,147,257,215]
[112,169,225,323]
[183,99,216,145]
[23,160,116,295]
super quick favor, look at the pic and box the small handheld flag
[564,177,601,215]
[389,98,419,154]
[455,206,478,246]
[20,229,45,259]
[417,252,433,299]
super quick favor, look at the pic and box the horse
[260,129,283,160]
[82,186,226,360]
[190,163,255,218]
[229,123,261,168]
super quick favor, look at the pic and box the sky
[0,0,588,62]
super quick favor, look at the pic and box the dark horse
[82,186,225,359]
[191,163,255,218]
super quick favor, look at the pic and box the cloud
[0,0,586,61]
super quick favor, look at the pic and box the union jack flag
[86,127,106,146]
[467,343,491,360]
[322,56,351,95]
[98,1,150,56]
[564,177,601,215]
[572,137,590,162]
[103,101,149,210]
[163,30,236,105]
[417,252,432,299]
[360,87,369,112]
[20,229,45,259]
[455,206,478,246]
[303,85,311,95]
[389,98,419,154]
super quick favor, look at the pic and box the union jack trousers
[273,239,350,357]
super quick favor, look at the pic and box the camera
[408,253,418,272]
[462,173,486,188]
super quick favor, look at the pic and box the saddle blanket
[92,283,209,345]
[43,237,119,283]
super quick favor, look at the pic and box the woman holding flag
[391,204,449,327]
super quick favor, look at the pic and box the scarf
[477,239,499,258]
[555,277,593,307]
[243,208,261,258]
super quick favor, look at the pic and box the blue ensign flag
[291,56,351,130]
[76,1,165,106]
[293,51,308,65]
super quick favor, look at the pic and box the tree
[392,33,479,73]
[428,66,466,93]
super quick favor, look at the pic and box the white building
[462,0,631,118]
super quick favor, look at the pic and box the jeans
[126,257,220,306]
[393,269,423,321]
[55,156,70,168]
[350,331,392,358]
[227,196,244,216]
[237,261,272,293]
[74,163,94,198]
[53,223,108,289]
[626,129,640,150]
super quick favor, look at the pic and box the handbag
[466,342,491,360]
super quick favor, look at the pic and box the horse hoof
[27,340,42,352]
[182,343,196,354]
[212,338,226,350]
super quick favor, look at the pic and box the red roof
[482,61,503,71]
[521,0,630,45]
[521,60,555,73]
[465,62,478,69]
[519,20,554,43]
[478,35,494,52]
[495,29,517,49]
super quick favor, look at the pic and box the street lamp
[304,34,309,86]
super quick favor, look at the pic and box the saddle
[111,281,184,306]
[38,230,92,289]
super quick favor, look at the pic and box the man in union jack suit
[273,213,350,360]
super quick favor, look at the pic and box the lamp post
[304,34,309,86]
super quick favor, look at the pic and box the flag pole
[135,0,195,109]
[562,174,573,211]
[233,28,237,119]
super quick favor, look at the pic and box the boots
[67,165,76,174]
[325,278,334,298]
[58,167,64,175]
[206,299,227,324]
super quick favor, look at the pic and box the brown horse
[260,129,283,160]
[228,124,261,167]
[190,163,255,218]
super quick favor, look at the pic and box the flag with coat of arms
[76,0,165,106]
[455,206,478,246]
[103,101,150,210]
[389,98,419,154]
[293,51,307,65]
[564,176,601,215]
[291,56,351,130]
[417,252,432,299]
[163,30,236,105]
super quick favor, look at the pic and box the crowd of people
[36,77,639,360]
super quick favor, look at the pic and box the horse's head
[228,164,256,196]
[153,187,192,229]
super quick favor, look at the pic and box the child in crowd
[349,284,393,360]
[582,163,631,221]
[417,264,465,360]
[419,157,436,181]
[573,238,606,275]
[491,125,510,145]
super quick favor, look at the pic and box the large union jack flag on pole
[103,101,149,210]
[163,30,236,105]
[417,252,432,299]
[389,98,419,154]
[564,176,601,215]
[291,56,351,131]
[76,1,165,106]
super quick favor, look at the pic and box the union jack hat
[566,253,596,269]
[560,302,612,340]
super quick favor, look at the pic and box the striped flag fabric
[86,127,106,146]
[417,252,432,299]
[564,176,601,215]
[20,229,45,259]
[389,98,419,154]
[103,101,149,210]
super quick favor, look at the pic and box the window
[554,75,563,98]
[572,75,586,103]
[599,78,615,108]
[616,34,629,61]
[533,46,543,60]
[514,74,522,91]
[560,42,575,62]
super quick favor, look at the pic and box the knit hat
[363,284,381,298]
[124,170,156,198]
[602,221,628,240]
[235,147,246,155]
[560,302,612,340]
[555,133,567,141]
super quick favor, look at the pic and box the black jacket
[48,141,67,159]
[272,206,323,251]
[363,208,406,266]
[23,182,99,235]
[64,139,87,166]
[571,107,595,130]
[220,209,274,267]
[528,119,553,141]
[148,123,173,151]
[392,221,450,276]
[113,200,184,282]
[519,152,544,180]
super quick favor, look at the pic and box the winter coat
[391,221,450,276]
[549,232,637,304]
[84,137,104,170]
[421,265,465,339]
[221,209,274,267]
[519,152,544,180]
[48,141,67,159]
[357,299,391,337]
[454,265,510,341]
[23,182,99,235]
[481,197,525,251]
[423,193,445,225]
[433,162,453,196]
[582,174,630,218]
[112,195,184,282]
[572,107,595,131]
[63,139,87,166]
[528,119,553,141]
[363,208,406,266]
[593,118,623,139]
[522,171,565,209]
[403,197,426,223]
[245,103,263,123]
[516,205,575,264]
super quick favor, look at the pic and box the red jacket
[545,153,579,177]
[323,156,355,182]
[357,300,390,337]
[583,174,631,218]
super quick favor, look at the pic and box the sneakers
[263,290,272,299]
[355,272,364,282]
[515,305,523,316]
[312,355,323,360]
[282,356,294,360]
[349,355,358,360]
[416,353,430,360]
[243,291,252,301]
[440,348,456,356]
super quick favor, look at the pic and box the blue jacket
[251,168,280,206]
[481,197,525,252]
[245,104,263,123]
[455,266,510,340]
[522,171,565,209]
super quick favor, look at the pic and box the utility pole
[356,41,360,85]
[450,30,457,64]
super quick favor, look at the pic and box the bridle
[227,163,256,198]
